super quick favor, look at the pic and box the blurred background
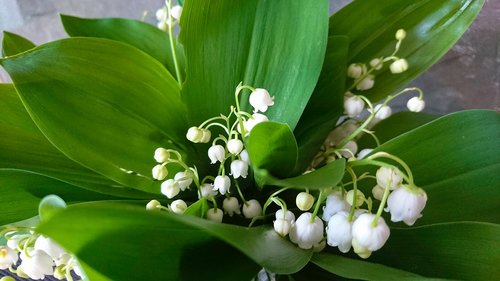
[0,0,498,113]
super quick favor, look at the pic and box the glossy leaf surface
[1,31,35,57]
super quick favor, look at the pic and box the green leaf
[0,169,119,225]
[330,0,485,101]
[0,83,152,198]
[1,31,36,57]
[0,38,191,192]
[256,159,345,191]
[184,198,208,217]
[356,110,500,225]
[372,222,500,280]
[38,195,67,222]
[357,112,439,149]
[38,201,312,280]
[294,36,349,173]
[60,15,185,77]
[312,253,446,281]
[246,122,298,179]
[180,0,329,128]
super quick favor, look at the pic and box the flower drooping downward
[289,212,324,250]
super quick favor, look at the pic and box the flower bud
[207,208,223,223]
[174,171,193,191]
[372,104,392,120]
[208,145,225,164]
[386,185,427,226]
[326,211,353,253]
[170,199,187,214]
[200,129,211,143]
[352,213,390,258]
[273,218,291,237]
[157,21,168,31]
[154,147,170,163]
[0,246,18,270]
[371,185,385,201]
[152,164,168,180]
[357,148,373,159]
[146,199,162,210]
[240,149,250,163]
[356,75,375,91]
[186,126,203,143]
[242,199,262,219]
[1,276,16,281]
[170,5,182,20]
[249,88,274,113]
[395,29,406,40]
[155,8,167,22]
[344,95,365,117]
[230,159,248,179]
[322,191,350,221]
[199,183,217,199]
[407,97,425,112]
[340,141,358,158]
[296,192,315,211]
[161,179,180,198]
[376,167,403,190]
[242,113,268,133]
[289,212,324,249]
[222,197,241,216]
[213,175,231,195]
[369,58,383,70]
[347,63,365,79]
[346,189,365,208]
[390,59,409,74]
[227,139,243,155]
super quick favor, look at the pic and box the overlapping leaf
[1,31,35,57]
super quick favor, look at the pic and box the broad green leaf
[0,169,118,225]
[180,0,329,128]
[0,83,153,198]
[330,0,485,101]
[357,112,439,149]
[38,195,67,222]
[312,253,447,281]
[60,15,185,77]
[38,201,312,280]
[184,198,208,217]
[354,110,500,225]
[0,38,191,192]
[1,31,36,56]
[294,36,349,173]
[246,122,298,179]
[256,159,345,191]
[373,222,500,280]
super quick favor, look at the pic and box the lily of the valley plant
[0,0,498,280]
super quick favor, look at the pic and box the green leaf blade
[2,31,36,57]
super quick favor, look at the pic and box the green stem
[349,159,411,184]
[311,190,325,222]
[367,152,414,184]
[166,0,183,86]
[234,181,247,204]
[346,167,358,222]
[372,179,392,227]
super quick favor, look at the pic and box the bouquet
[0,0,498,280]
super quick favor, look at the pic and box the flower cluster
[149,83,275,223]
[155,1,182,31]
[0,230,82,280]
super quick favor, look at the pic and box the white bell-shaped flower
[174,171,193,191]
[296,192,315,211]
[34,235,65,260]
[19,250,55,280]
[240,149,250,163]
[208,145,225,164]
[242,199,262,219]
[146,199,162,210]
[155,8,167,22]
[222,197,241,217]
[161,179,180,199]
[154,147,170,163]
[351,213,390,258]
[369,58,383,70]
[347,63,365,79]
[186,126,203,143]
[170,199,187,214]
[213,175,231,195]
[273,218,291,237]
[407,97,425,112]
[357,148,373,159]
[152,164,168,180]
[227,139,244,155]
[242,113,268,133]
[289,212,324,250]
[372,104,392,120]
[0,246,18,270]
[326,211,353,253]
[230,159,248,179]
[275,209,295,224]
[199,183,217,199]
[376,166,403,190]
[206,208,223,223]
[6,234,24,250]
[343,95,365,117]
[386,185,427,226]
[249,88,274,113]
[322,191,350,221]
[389,59,409,74]
[170,5,182,20]
[356,75,375,91]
